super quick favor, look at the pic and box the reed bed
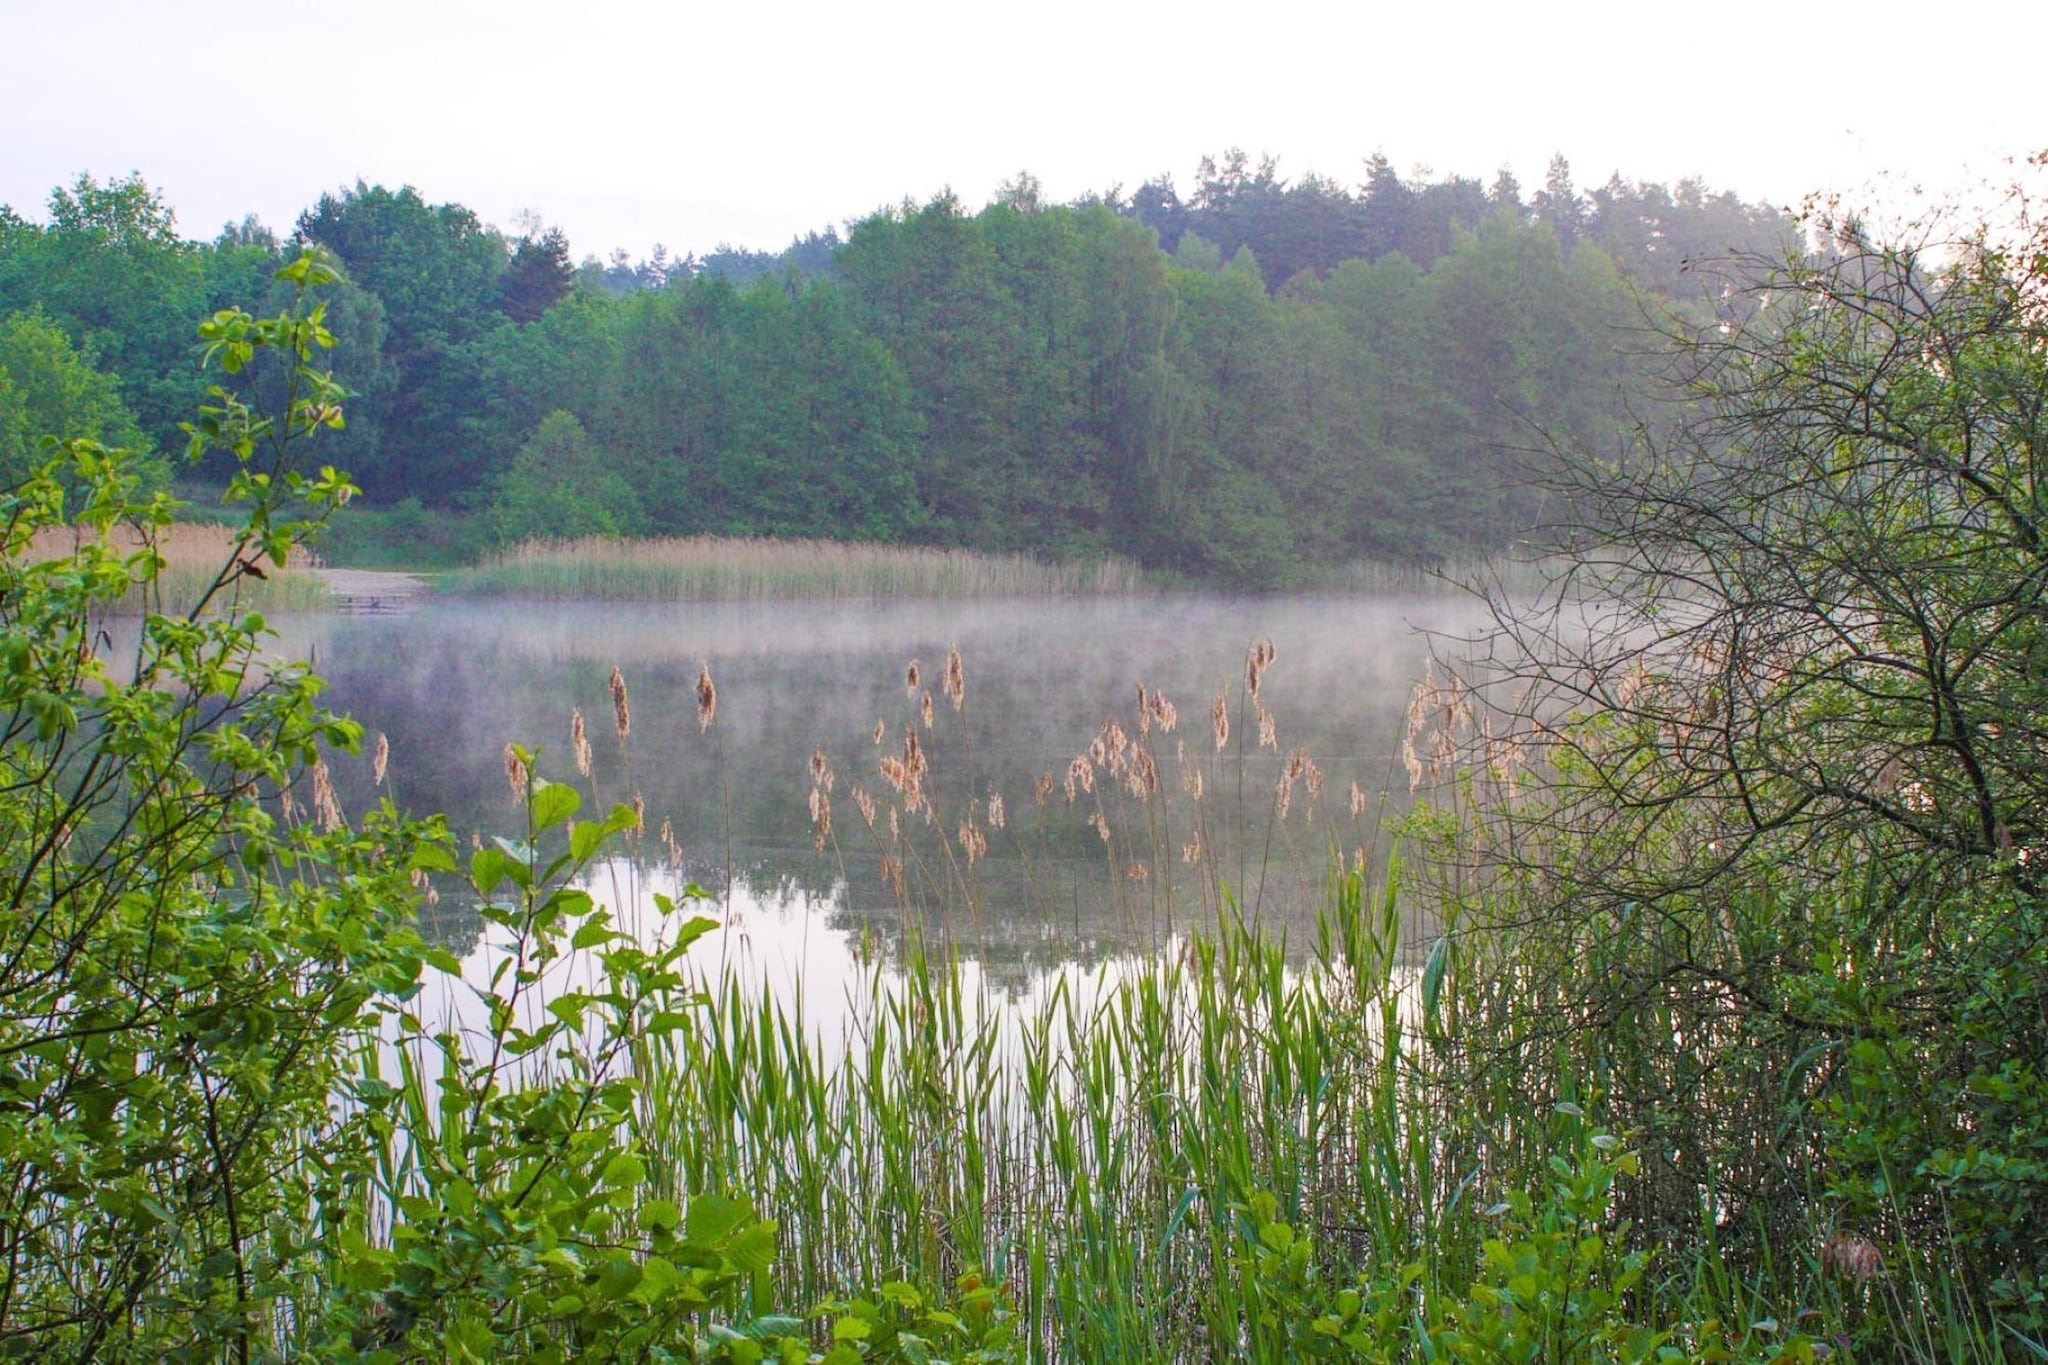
[334,643,1961,1361]
[630,874,1463,1361]
[445,535,1148,601]
[20,520,333,614]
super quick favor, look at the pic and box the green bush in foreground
[0,255,1028,1362]
[0,254,430,1356]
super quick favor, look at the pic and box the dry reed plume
[696,664,717,732]
[608,667,632,743]
[571,710,594,778]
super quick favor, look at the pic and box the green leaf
[639,1199,681,1235]
[569,818,609,861]
[571,914,617,951]
[411,843,459,874]
[1421,936,1449,1022]
[470,844,528,894]
[530,780,579,832]
[685,1193,752,1244]
[728,1221,777,1273]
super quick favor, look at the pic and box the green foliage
[0,172,211,449]
[490,408,644,542]
[0,306,156,488]
[1416,1116,1670,1364]
[1425,184,2048,1351]
[318,760,796,1360]
[4,161,1780,580]
[0,250,437,1359]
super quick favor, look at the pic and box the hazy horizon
[8,0,2042,262]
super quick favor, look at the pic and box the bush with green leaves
[0,251,438,1358]
[1433,179,2048,1348]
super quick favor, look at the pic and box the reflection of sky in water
[418,857,1204,1094]
[272,592,1490,970]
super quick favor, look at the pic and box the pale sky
[5,0,2042,261]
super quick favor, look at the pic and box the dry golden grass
[18,522,332,614]
[448,535,1147,601]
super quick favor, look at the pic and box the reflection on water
[277,593,1485,974]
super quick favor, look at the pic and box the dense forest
[0,155,1797,582]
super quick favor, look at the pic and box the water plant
[444,534,1146,602]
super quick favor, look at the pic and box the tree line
[0,157,1798,583]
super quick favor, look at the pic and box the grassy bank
[443,534,1149,600]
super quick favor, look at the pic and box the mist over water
[274,593,1489,977]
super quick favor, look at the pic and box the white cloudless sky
[4,0,2043,260]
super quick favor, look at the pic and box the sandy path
[312,567,430,608]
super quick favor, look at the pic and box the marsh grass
[621,867,1461,1360]
[22,520,333,614]
[455,647,1885,1360]
[444,535,1148,601]
[343,641,2012,1361]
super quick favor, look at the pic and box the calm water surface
[275,593,1485,986]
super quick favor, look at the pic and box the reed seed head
[311,757,343,831]
[920,690,934,730]
[695,662,717,732]
[986,789,1005,831]
[372,732,389,786]
[905,658,921,697]
[504,744,529,803]
[608,666,631,743]
[631,793,646,836]
[1212,689,1229,751]
[1822,1233,1884,1284]
[1247,639,1276,697]
[1065,755,1094,801]
[571,709,593,778]
[810,787,832,850]
[1126,747,1158,799]
[943,646,965,710]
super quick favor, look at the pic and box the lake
[277,592,1485,984]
